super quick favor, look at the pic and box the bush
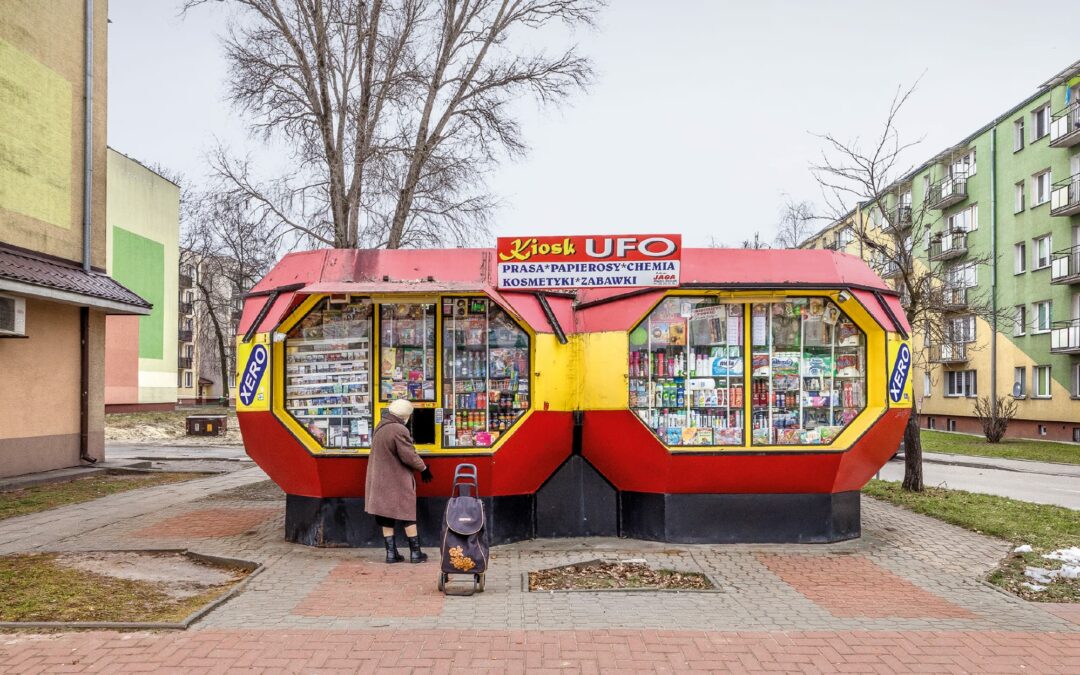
[972,395,1017,443]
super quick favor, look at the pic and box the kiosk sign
[496,235,681,289]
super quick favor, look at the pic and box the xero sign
[239,344,268,407]
[889,343,911,403]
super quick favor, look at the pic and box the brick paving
[0,467,1076,672]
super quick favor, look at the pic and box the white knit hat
[388,398,414,421]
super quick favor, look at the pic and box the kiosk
[236,246,911,545]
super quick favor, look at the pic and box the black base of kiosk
[283,455,861,546]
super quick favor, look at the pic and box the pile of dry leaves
[529,560,713,591]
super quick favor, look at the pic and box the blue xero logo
[889,343,911,403]
[239,344,268,406]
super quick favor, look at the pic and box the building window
[947,419,957,432]
[1034,300,1052,333]
[1014,366,1026,398]
[1014,305,1027,336]
[1033,235,1052,269]
[945,370,977,397]
[949,262,977,289]
[927,417,936,430]
[947,315,976,343]
[1032,104,1050,140]
[923,372,931,397]
[1033,170,1052,205]
[1014,118,1025,151]
[1015,242,1027,274]
[1034,365,1052,398]
[947,204,978,232]
[1015,181,1025,213]
[1073,363,1080,398]
[951,150,976,177]
[177,372,183,388]
[1039,424,1048,436]
[185,371,193,388]
[837,226,855,248]
[1073,428,1080,443]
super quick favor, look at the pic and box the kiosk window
[379,303,436,401]
[441,297,531,448]
[284,298,373,449]
[628,297,745,447]
[750,298,866,446]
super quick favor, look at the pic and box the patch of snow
[1013,545,1033,554]
[1022,582,1047,592]
[1025,567,1054,584]
[1058,565,1080,580]
[1043,547,1080,565]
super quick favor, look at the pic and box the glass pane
[285,298,374,449]
[379,303,436,401]
[751,298,866,446]
[441,297,530,448]
[629,298,745,447]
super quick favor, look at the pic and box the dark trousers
[374,515,416,530]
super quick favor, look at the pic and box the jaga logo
[239,344,268,406]
[889,343,911,403]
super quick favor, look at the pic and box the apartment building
[103,149,181,412]
[0,1,151,477]
[177,255,243,405]
[804,60,1080,442]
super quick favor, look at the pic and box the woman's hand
[420,467,433,483]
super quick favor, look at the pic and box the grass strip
[0,554,234,623]
[921,429,1080,465]
[864,479,1080,602]
[0,472,207,522]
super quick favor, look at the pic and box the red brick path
[757,554,977,619]
[295,560,446,617]
[133,508,278,539]
[1,629,1077,673]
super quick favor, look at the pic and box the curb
[0,549,263,631]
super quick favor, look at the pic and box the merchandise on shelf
[628,298,745,447]
[379,303,436,401]
[440,297,531,448]
[285,299,374,449]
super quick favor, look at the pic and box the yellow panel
[580,332,630,410]
[532,333,578,412]
[0,38,72,227]
[235,334,271,412]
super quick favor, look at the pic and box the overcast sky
[108,1,1080,247]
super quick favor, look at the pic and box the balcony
[179,330,193,343]
[928,174,967,210]
[231,308,243,322]
[178,357,193,370]
[1049,102,1080,148]
[1051,246,1080,284]
[179,301,194,315]
[930,342,968,364]
[180,273,193,289]
[1050,174,1080,217]
[1050,320,1080,354]
[941,285,968,311]
[822,239,841,251]
[878,261,902,279]
[883,205,912,233]
[928,231,968,261]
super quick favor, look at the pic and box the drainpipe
[80,0,96,464]
[990,123,999,416]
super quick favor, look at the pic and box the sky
[107,1,1080,247]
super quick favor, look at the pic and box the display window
[284,298,374,449]
[628,297,746,447]
[441,297,531,448]
[750,298,866,446]
[379,303,436,402]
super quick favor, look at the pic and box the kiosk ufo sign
[496,235,681,289]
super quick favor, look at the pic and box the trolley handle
[452,463,479,498]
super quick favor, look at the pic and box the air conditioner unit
[0,294,27,337]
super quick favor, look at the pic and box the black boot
[383,536,404,563]
[407,536,428,563]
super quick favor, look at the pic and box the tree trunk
[901,402,923,492]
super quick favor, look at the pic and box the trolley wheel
[437,573,447,592]
[476,573,485,592]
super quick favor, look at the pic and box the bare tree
[181,190,285,404]
[708,232,770,249]
[185,0,602,249]
[773,197,816,249]
[973,395,1017,444]
[809,82,1003,492]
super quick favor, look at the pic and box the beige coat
[364,413,427,521]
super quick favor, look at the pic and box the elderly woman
[365,399,433,563]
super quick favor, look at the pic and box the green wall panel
[112,227,165,359]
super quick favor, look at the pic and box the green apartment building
[805,60,1080,442]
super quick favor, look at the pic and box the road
[878,452,1080,510]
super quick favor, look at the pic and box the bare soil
[105,409,243,446]
[528,561,714,591]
